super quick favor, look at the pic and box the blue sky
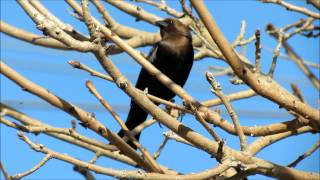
[1,0,319,179]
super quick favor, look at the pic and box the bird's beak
[155,20,168,28]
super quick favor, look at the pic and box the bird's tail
[118,101,148,149]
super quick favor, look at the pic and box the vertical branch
[91,0,116,26]
[232,20,246,47]
[290,83,305,102]
[89,152,101,164]
[254,29,261,73]
[73,165,96,180]
[268,31,283,76]
[153,137,169,159]
[206,72,247,151]
[267,23,320,89]
[82,0,101,41]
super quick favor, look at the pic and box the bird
[118,18,194,149]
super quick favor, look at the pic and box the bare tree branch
[287,140,320,168]
[85,80,164,173]
[190,0,320,126]
[0,161,10,180]
[73,165,96,180]
[261,0,320,19]
[1,1,319,179]
[10,154,52,180]
[206,72,247,151]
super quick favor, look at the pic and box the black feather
[118,18,194,149]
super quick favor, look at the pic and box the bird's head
[155,18,191,39]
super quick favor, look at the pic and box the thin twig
[136,0,183,17]
[282,19,307,32]
[85,80,164,173]
[287,141,320,168]
[69,60,113,82]
[17,132,232,179]
[248,126,315,155]
[232,20,246,47]
[163,131,193,147]
[11,153,52,179]
[254,29,261,73]
[290,83,305,102]
[92,0,116,26]
[206,72,247,151]
[194,111,222,142]
[261,0,320,19]
[131,119,156,137]
[89,152,101,164]
[267,23,320,89]
[68,60,190,113]
[0,116,114,152]
[202,89,256,107]
[285,18,315,40]
[263,45,320,69]
[232,21,257,49]
[71,119,77,131]
[268,30,283,76]
[0,161,10,180]
[153,137,169,159]
[237,36,256,46]
[206,66,233,77]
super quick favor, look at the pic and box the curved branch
[10,154,52,179]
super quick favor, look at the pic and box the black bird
[118,18,194,149]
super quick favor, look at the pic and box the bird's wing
[146,44,158,63]
[134,44,159,91]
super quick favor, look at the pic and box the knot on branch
[230,77,244,85]
[183,99,201,113]
[98,126,107,135]
[68,60,81,68]
[205,72,222,91]
[116,77,128,89]
[216,140,226,162]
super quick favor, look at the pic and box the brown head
[155,18,191,40]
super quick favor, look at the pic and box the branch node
[116,77,128,89]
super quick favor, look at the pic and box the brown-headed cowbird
[118,18,194,149]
